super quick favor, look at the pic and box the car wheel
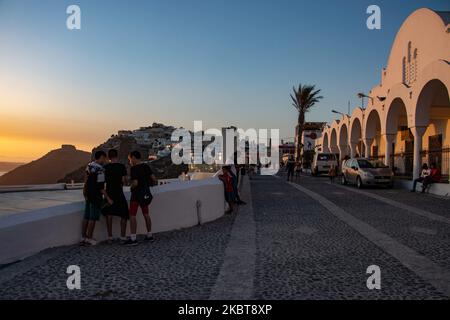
[356,176,363,189]
[341,175,347,185]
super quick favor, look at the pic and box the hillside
[0,145,91,186]
[0,162,24,173]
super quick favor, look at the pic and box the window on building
[402,57,407,84]
[407,42,412,63]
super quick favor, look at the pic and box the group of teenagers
[80,149,249,246]
[81,149,156,247]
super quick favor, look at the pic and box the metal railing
[370,146,450,183]
[378,147,449,182]
[390,152,413,179]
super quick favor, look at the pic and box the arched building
[318,8,450,181]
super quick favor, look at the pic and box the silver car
[341,158,394,188]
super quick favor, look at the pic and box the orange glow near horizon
[0,113,104,162]
[0,136,94,163]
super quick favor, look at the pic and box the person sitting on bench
[421,163,441,193]
[411,163,430,192]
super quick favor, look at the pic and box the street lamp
[357,92,374,109]
[331,109,349,117]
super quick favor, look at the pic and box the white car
[341,158,394,188]
[312,153,338,176]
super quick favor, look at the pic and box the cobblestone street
[0,175,449,299]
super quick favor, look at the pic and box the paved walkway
[0,174,449,299]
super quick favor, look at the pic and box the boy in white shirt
[411,163,430,192]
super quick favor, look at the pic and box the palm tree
[291,84,323,161]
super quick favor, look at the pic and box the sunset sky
[1,0,449,162]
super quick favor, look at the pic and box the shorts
[101,194,129,219]
[129,201,149,216]
[84,201,102,221]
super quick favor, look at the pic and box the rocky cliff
[0,145,91,185]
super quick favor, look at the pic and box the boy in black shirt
[103,149,129,243]
[125,151,157,246]
[81,150,109,246]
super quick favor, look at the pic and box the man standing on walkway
[286,155,295,182]
[103,149,129,244]
[81,150,109,246]
[124,151,157,246]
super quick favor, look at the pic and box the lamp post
[331,109,349,117]
[357,93,374,109]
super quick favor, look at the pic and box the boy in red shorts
[124,151,157,246]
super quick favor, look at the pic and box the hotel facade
[317,8,450,181]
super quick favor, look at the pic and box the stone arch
[322,131,329,152]
[364,109,382,140]
[349,108,364,157]
[415,79,450,127]
[364,109,382,158]
[350,118,362,143]
[330,128,338,153]
[338,123,349,160]
[350,118,362,157]
[411,74,450,179]
[385,98,408,135]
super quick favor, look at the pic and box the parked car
[312,153,338,176]
[341,158,394,188]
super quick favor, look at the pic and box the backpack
[136,183,153,206]
[137,164,153,206]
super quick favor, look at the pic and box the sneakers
[145,235,155,242]
[124,238,139,246]
[84,238,98,246]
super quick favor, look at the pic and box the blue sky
[0,0,449,159]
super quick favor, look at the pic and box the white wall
[0,178,225,265]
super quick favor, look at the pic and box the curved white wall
[0,178,225,265]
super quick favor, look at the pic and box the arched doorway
[330,128,339,155]
[385,98,410,175]
[338,124,349,160]
[364,110,382,159]
[350,118,362,157]
[414,79,450,181]
[322,132,329,153]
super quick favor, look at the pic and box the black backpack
[136,164,153,206]
[136,182,153,206]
